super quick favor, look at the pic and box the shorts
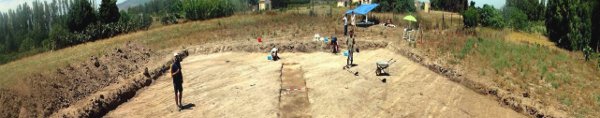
[173,82,183,93]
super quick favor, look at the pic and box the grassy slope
[0,6,344,88]
[418,25,600,116]
[0,14,277,87]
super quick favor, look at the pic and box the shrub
[503,7,528,31]
[161,14,178,25]
[479,4,504,29]
[455,38,478,59]
[462,7,478,28]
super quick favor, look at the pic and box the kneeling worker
[271,48,280,61]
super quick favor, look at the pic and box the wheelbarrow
[376,59,396,76]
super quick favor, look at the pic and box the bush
[47,25,70,50]
[479,4,504,29]
[161,14,178,25]
[462,7,478,28]
[19,37,36,52]
[503,7,528,31]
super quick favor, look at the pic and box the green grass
[0,7,345,88]
[596,94,600,106]
[454,38,477,59]
[433,34,600,116]
[560,95,573,106]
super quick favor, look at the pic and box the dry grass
[0,7,345,88]
[505,30,555,47]
[414,26,600,117]
[1,5,598,117]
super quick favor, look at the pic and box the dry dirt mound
[188,40,389,54]
[0,42,153,118]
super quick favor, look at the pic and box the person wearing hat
[171,53,184,109]
[270,47,280,61]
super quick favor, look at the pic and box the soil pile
[0,42,153,117]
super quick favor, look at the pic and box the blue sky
[0,0,126,12]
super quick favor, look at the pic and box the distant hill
[117,0,151,11]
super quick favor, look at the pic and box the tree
[462,6,478,28]
[430,0,467,12]
[479,4,504,29]
[373,0,414,13]
[503,7,528,30]
[99,0,120,23]
[546,0,594,50]
[67,0,97,32]
[506,0,545,21]
[394,0,416,13]
[592,2,600,51]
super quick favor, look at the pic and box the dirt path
[105,49,524,118]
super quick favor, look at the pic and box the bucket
[343,50,349,56]
[324,37,329,44]
[267,55,273,60]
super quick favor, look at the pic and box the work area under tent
[345,4,379,27]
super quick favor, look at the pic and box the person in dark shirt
[171,53,184,109]
[331,36,339,53]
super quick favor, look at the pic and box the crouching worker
[331,36,339,53]
[171,53,184,110]
[271,48,280,61]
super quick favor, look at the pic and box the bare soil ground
[0,42,155,117]
[105,49,524,118]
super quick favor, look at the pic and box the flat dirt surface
[105,49,525,118]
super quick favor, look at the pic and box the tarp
[345,4,379,15]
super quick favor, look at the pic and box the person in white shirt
[270,48,279,61]
[351,12,356,27]
[343,15,348,36]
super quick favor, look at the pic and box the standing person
[343,14,348,36]
[171,53,184,110]
[346,30,355,68]
[351,11,356,28]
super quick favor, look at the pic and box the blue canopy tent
[346,4,379,25]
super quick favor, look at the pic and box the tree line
[0,0,153,64]
[546,0,598,53]
[430,0,468,12]
[462,0,600,62]
[0,0,256,64]
[374,0,416,13]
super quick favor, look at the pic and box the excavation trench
[48,40,385,117]
[102,44,524,117]
[50,40,534,117]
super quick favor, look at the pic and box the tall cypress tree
[99,0,120,24]
[67,0,97,32]
[593,2,600,51]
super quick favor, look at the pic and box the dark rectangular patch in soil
[279,63,311,118]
